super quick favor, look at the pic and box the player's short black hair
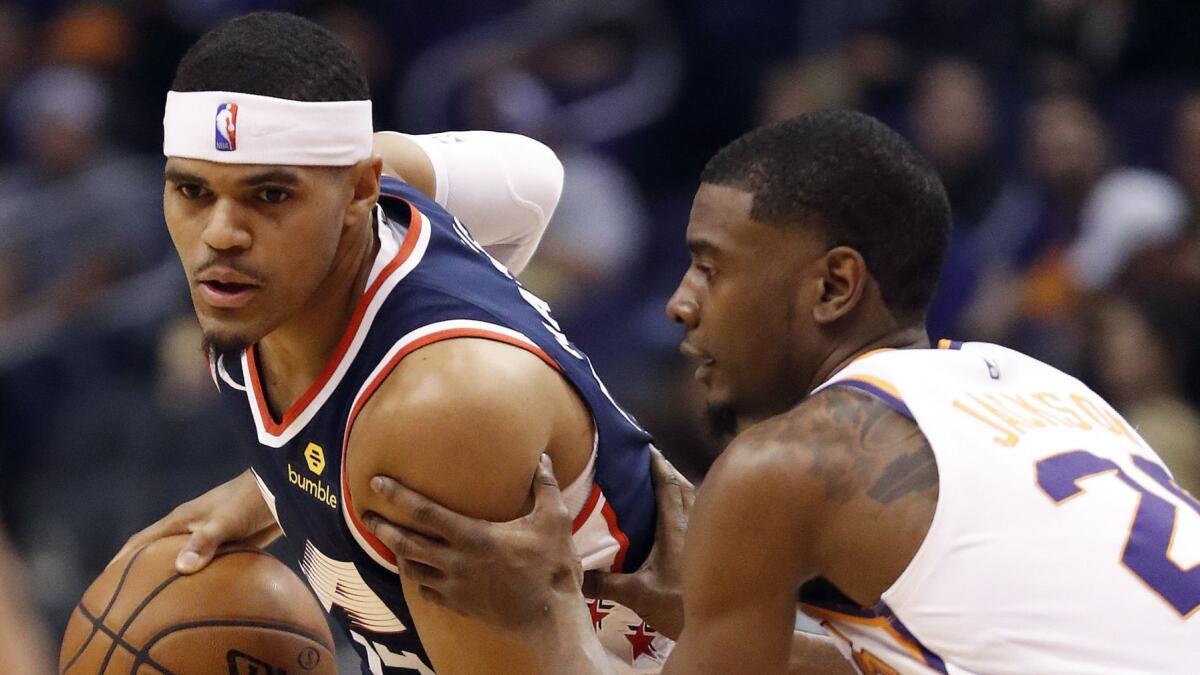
[701,111,951,320]
[172,11,369,102]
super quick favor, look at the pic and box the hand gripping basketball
[111,470,282,574]
[64,535,336,674]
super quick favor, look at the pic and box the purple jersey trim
[877,601,949,673]
[800,586,949,673]
[829,380,915,421]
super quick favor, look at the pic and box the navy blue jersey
[209,177,665,673]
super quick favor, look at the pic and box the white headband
[162,91,373,166]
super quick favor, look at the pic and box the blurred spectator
[1167,94,1200,216]
[1027,0,1131,94]
[0,3,33,164]
[1120,92,1200,404]
[963,94,1185,372]
[910,59,1006,339]
[0,66,165,358]
[757,54,861,124]
[44,3,132,73]
[0,64,170,532]
[1090,292,1200,497]
[910,59,1003,229]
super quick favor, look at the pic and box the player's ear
[812,246,868,325]
[344,156,383,226]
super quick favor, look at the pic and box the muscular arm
[662,414,832,674]
[346,337,595,673]
[665,387,936,675]
[373,131,563,274]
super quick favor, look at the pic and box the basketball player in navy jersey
[117,12,667,674]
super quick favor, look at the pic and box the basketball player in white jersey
[360,111,1200,673]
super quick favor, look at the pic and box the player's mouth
[196,268,262,309]
[199,280,260,309]
[680,341,716,384]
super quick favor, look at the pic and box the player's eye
[694,263,715,281]
[177,184,208,200]
[258,188,291,204]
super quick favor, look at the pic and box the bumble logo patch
[305,442,326,475]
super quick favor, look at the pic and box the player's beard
[202,330,254,355]
[705,403,739,440]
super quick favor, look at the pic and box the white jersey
[800,341,1200,675]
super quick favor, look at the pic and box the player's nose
[666,284,698,328]
[201,200,252,252]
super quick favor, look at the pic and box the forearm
[233,469,284,543]
[790,631,855,675]
[531,592,616,675]
[372,131,437,198]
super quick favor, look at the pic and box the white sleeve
[389,130,564,275]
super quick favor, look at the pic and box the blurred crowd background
[2,0,1200,663]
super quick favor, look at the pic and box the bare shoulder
[362,336,562,421]
[714,386,935,502]
[706,386,938,603]
[346,338,568,522]
[731,385,935,493]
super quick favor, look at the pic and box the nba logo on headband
[166,91,372,165]
[215,103,238,151]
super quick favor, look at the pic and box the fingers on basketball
[63,534,337,674]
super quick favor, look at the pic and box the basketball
[59,535,336,674]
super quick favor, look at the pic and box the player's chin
[699,366,732,404]
[195,313,264,354]
[200,326,257,355]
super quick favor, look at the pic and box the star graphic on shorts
[587,599,613,631]
[624,622,658,660]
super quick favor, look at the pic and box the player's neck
[806,324,930,395]
[256,216,380,412]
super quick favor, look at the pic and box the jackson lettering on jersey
[209,176,673,673]
[797,340,1199,675]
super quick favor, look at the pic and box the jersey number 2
[1036,450,1200,616]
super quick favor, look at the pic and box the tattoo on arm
[773,386,939,507]
[867,438,938,504]
[743,383,939,530]
[846,388,938,506]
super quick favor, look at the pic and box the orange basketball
[60,535,336,674]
